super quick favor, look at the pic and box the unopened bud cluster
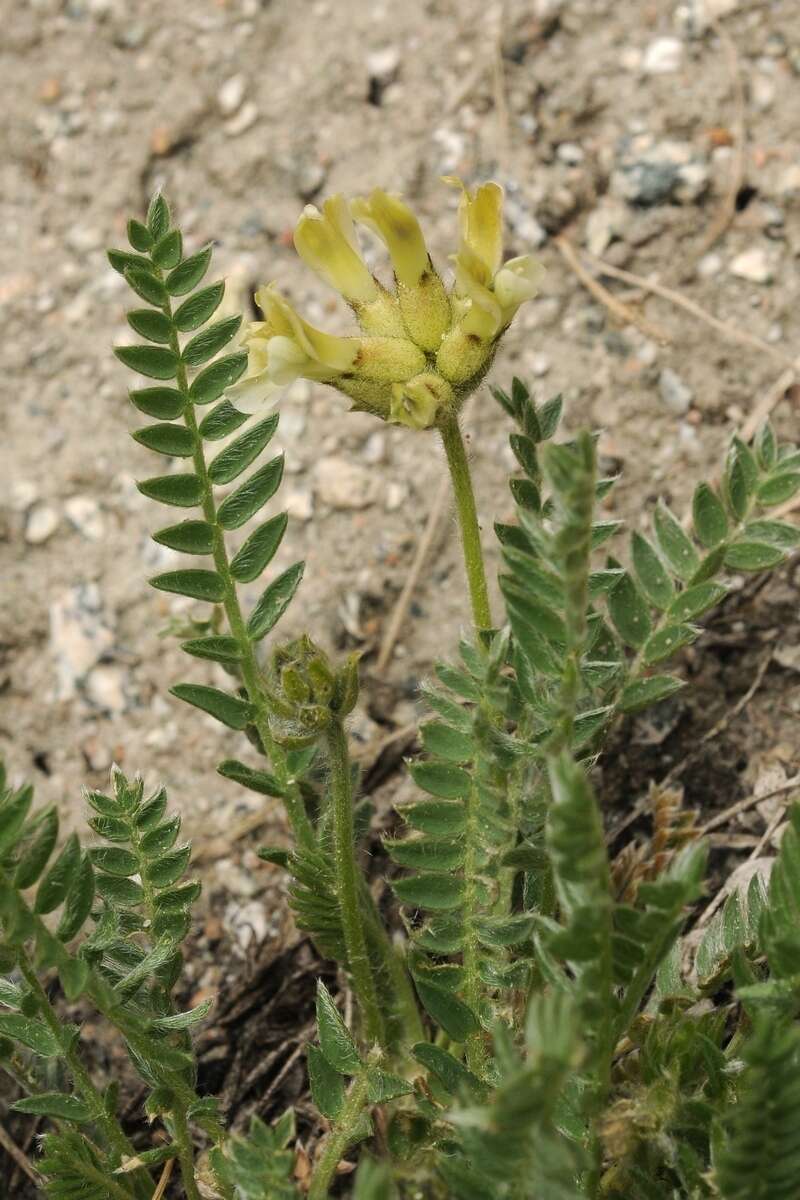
[267,636,359,747]
[226,179,544,430]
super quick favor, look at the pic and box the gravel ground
[2,0,800,945]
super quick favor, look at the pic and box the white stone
[697,252,723,278]
[556,141,584,165]
[65,495,105,541]
[11,480,39,511]
[49,584,115,700]
[658,367,693,415]
[531,354,551,378]
[777,164,800,195]
[642,37,684,75]
[729,247,774,284]
[84,664,129,715]
[224,101,258,137]
[366,46,400,84]
[362,432,387,465]
[585,199,627,256]
[285,487,314,522]
[217,74,246,117]
[752,73,776,112]
[25,504,59,544]
[316,457,378,509]
[385,481,408,512]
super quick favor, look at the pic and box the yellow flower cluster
[227,179,544,430]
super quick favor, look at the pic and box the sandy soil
[2,0,800,938]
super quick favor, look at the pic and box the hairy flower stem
[17,954,152,1199]
[324,720,386,1047]
[307,1070,371,1200]
[169,1104,202,1200]
[164,305,316,852]
[439,416,492,634]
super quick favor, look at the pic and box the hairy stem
[17,954,151,1198]
[359,881,425,1047]
[324,721,386,1047]
[307,1070,371,1200]
[169,1104,202,1200]
[461,775,486,1076]
[439,415,492,633]
[163,307,316,852]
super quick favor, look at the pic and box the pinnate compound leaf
[218,456,285,530]
[208,414,279,485]
[170,684,254,730]
[307,1043,345,1118]
[145,845,191,888]
[165,244,213,296]
[151,228,183,270]
[654,502,699,582]
[217,760,286,798]
[643,623,697,665]
[229,513,288,583]
[0,1015,61,1057]
[12,1093,91,1122]
[409,762,471,800]
[56,853,95,941]
[412,1042,485,1098]
[618,675,684,713]
[725,437,758,520]
[181,636,242,663]
[14,806,58,889]
[173,282,225,332]
[413,978,478,1043]
[316,982,361,1074]
[109,247,153,275]
[631,532,674,610]
[0,784,33,856]
[150,569,226,602]
[114,345,178,380]
[34,833,80,914]
[746,519,800,550]
[127,309,173,344]
[246,562,305,641]
[182,316,242,367]
[147,192,171,240]
[420,722,473,763]
[130,387,185,420]
[724,541,786,571]
[127,219,153,252]
[90,847,138,876]
[137,473,202,507]
[132,423,195,457]
[393,873,465,910]
[189,352,248,406]
[667,581,727,621]
[198,399,249,441]
[124,267,168,308]
[152,520,214,554]
[757,472,800,507]
[608,572,651,649]
[692,483,729,548]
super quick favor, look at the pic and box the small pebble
[26,504,59,544]
[658,367,693,415]
[65,495,105,541]
[642,37,684,75]
[285,487,314,522]
[316,457,377,509]
[729,246,773,284]
[697,251,723,278]
[224,101,258,137]
[217,74,246,117]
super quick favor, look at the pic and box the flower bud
[355,336,426,384]
[390,372,454,430]
[331,653,360,717]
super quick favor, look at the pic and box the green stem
[164,312,316,852]
[359,882,425,1047]
[17,955,150,1198]
[461,775,486,1076]
[439,415,492,633]
[170,1104,203,1200]
[324,721,386,1047]
[307,1070,371,1200]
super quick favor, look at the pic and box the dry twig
[0,1121,40,1186]
[695,797,790,929]
[554,236,671,345]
